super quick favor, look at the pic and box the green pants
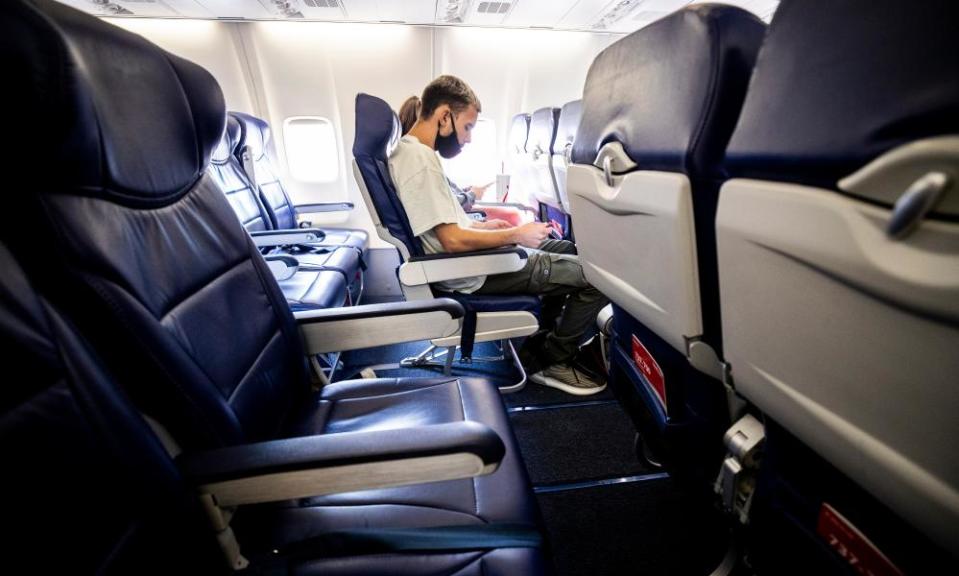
[474,239,609,372]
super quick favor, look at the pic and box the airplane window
[282,116,339,183]
[441,117,497,193]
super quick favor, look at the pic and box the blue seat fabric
[3,2,544,574]
[230,111,369,252]
[207,118,359,310]
[573,5,765,482]
[724,0,959,200]
[209,115,353,310]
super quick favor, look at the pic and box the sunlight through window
[283,117,339,183]
[441,117,497,193]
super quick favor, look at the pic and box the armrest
[264,255,299,282]
[472,201,537,213]
[250,228,327,248]
[400,247,528,286]
[294,298,465,354]
[178,422,504,507]
[296,202,354,214]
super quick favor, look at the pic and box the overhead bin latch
[715,414,765,524]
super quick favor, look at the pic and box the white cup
[495,174,510,202]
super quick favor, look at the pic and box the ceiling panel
[193,0,273,19]
[344,1,435,24]
[55,0,779,29]
[505,0,580,29]
[555,0,610,30]
[57,0,211,17]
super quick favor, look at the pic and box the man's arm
[471,219,512,230]
[435,221,550,252]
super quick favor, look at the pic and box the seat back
[569,4,764,358]
[552,99,582,213]
[4,0,312,453]
[0,234,218,573]
[230,111,301,230]
[526,107,561,209]
[351,93,422,261]
[209,115,273,232]
[719,0,959,557]
[506,112,531,203]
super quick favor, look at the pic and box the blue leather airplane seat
[224,112,365,303]
[0,241,223,574]
[0,237,545,575]
[208,115,353,310]
[506,112,532,204]
[719,0,959,569]
[568,4,766,481]
[2,1,545,573]
[230,110,369,254]
[526,107,562,211]
[552,99,582,215]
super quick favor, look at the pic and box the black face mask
[435,112,463,159]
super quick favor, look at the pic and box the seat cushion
[320,229,369,253]
[234,377,538,551]
[278,270,349,311]
[291,547,547,576]
[275,245,361,280]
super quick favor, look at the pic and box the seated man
[389,75,609,395]
[399,95,523,227]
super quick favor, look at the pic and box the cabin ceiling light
[88,0,134,15]
[592,0,645,30]
[438,0,473,24]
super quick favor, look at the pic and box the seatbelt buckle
[714,413,765,524]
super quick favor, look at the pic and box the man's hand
[511,222,550,248]
[469,181,494,197]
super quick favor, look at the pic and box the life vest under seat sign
[816,503,903,576]
[631,334,666,414]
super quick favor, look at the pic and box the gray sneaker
[529,363,607,396]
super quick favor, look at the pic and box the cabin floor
[339,301,733,576]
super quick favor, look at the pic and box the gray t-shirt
[388,135,486,293]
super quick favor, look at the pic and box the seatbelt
[239,144,258,191]
[245,524,542,574]
[459,301,478,362]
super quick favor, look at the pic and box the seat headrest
[352,93,400,160]
[572,4,765,177]
[230,112,271,161]
[210,116,242,164]
[554,100,582,154]
[5,0,225,204]
[527,107,560,156]
[725,0,959,190]
[508,113,531,155]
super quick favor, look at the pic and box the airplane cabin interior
[2,1,957,575]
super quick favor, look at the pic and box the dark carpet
[537,478,730,576]
[510,402,652,485]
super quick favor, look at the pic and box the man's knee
[539,239,577,255]
[579,284,609,305]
